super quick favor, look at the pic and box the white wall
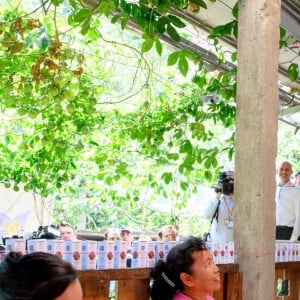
[0,184,53,239]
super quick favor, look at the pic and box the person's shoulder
[292,186,300,193]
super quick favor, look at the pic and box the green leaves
[167,52,179,66]
[287,63,299,81]
[232,2,238,19]
[96,0,117,17]
[167,50,193,76]
[0,1,238,235]
[68,8,93,34]
[87,28,102,40]
[162,172,173,184]
[155,38,163,56]
[167,15,186,28]
[167,23,180,42]
[279,27,288,49]
[156,15,184,43]
[51,0,64,6]
[74,8,92,23]
[178,56,188,76]
[180,140,193,154]
[121,14,130,29]
[157,16,168,34]
[141,38,154,53]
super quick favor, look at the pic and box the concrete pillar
[235,0,281,299]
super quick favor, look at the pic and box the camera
[214,172,234,195]
[32,225,60,239]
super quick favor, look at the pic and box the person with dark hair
[0,251,83,300]
[150,236,220,300]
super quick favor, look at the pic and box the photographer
[202,171,234,242]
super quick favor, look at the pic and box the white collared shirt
[204,194,234,242]
[276,180,300,241]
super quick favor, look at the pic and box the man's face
[162,228,176,241]
[121,230,132,243]
[278,162,293,184]
[59,226,77,241]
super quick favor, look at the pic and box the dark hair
[150,236,207,300]
[0,251,78,300]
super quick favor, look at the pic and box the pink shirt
[173,292,215,300]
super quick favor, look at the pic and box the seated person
[58,221,77,241]
[158,225,177,241]
[150,236,220,300]
[0,251,83,300]
[121,226,133,252]
[121,226,133,268]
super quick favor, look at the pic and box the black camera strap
[204,199,221,242]
[211,199,221,225]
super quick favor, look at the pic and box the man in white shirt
[276,161,300,241]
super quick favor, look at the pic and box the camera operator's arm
[202,197,220,220]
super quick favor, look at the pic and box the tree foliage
[0,0,298,233]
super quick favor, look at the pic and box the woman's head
[150,236,220,300]
[0,251,82,300]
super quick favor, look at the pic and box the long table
[78,264,242,300]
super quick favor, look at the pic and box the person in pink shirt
[150,236,220,300]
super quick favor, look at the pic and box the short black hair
[295,171,300,177]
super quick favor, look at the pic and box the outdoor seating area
[78,262,300,300]
[78,264,242,300]
[1,1,300,299]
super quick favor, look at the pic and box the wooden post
[235,0,281,299]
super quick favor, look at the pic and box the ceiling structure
[84,0,300,126]
[165,0,300,127]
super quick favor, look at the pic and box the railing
[78,264,242,300]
